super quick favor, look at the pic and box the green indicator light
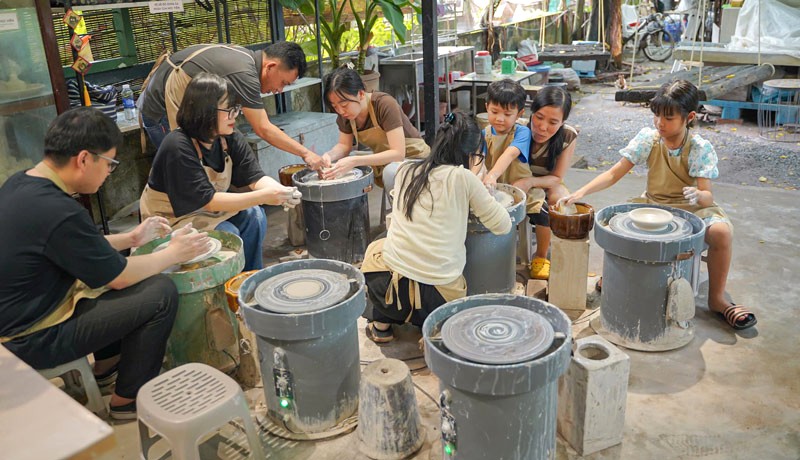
[280,398,290,409]
[444,443,454,456]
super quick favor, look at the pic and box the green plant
[279,0,417,73]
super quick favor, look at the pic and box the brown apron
[633,134,731,230]
[349,93,430,188]
[163,45,256,130]
[484,125,545,214]
[361,238,465,322]
[140,137,238,231]
[0,164,110,343]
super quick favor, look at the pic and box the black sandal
[366,322,394,343]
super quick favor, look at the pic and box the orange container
[224,270,259,312]
[278,164,307,187]
[549,202,595,239]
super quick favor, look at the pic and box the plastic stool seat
[137,363,265,460]
[38,356,107,418]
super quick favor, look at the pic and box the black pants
[364,272,447,327]
[4,275,179,399]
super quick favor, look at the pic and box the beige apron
[163,45,256,130]
[140,137,238,230]
[1,164,110,343]
[349,93,430,188]
[484,125,545,214]
[633,134,731,230]
[361,238,466,322]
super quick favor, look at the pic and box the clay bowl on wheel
[550,202,595,239]
[628,207,673,232]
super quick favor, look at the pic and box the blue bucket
[664,21,682,42]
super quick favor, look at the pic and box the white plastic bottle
[121,84,136,120]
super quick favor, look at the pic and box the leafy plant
[279,0,417,73]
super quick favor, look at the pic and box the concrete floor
[93,169,800,460]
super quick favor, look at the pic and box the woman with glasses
[360,111,512,343]
[140,72,300,271]
[320,66,430,190]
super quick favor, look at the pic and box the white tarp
[727,0,800,58]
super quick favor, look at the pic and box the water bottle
[121,84,136,121]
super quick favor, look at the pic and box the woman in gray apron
[140,73,301,271]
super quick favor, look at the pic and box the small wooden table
[455,71,537,115]
[0,347,115,460]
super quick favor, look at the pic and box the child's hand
[558,192,583,207]
[682,186,699,205]
[483,171,498,189]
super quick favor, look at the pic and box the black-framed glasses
[89,151,120,173]
[216,104,242,120]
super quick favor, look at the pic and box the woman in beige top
[360,112,512,343]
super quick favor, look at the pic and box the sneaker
[530,257,551,280]
[109,401,137,421]
[366,322,394,344]
[93,364,118,388]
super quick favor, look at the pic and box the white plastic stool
[39,356,107,418]
[137,363,265,460]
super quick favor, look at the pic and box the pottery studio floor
[89,168,799,460]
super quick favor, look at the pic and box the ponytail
[401,111,483,220]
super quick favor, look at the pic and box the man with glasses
[0,107,211,420]
[138,41,325,170]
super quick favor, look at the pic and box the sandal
[530,257,551,280]
[366,322,394,343]
[718,304,757,330]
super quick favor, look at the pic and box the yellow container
[225,270,259,312]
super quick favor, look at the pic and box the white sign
[149,0,184,14]
[0,12,19,32]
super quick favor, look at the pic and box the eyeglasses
[89,151,120,173]
[216,104,242,120]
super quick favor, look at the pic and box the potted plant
[280,0,416,86]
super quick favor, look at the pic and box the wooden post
[287,206,305,247]
[549,236,590,314]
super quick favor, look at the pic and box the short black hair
[177,72,235,143]
[323,65,365,104]
[264,41,307,78]
[44,107,122,167]
[651,79,699,128]
[486,79,527,112]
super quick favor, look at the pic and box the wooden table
[0,347,115,460]
[455,71,537,115]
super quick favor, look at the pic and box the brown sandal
[719,304,757,330]
[366,322,394,343]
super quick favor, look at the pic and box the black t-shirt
[140,44,263,121]
[0,172,127,338]
[147,129,265,217]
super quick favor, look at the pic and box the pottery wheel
[297,168,364,185]
[153,237,222,265]
[609,212,693,241]
[254,269,350,313]
[491,189,515,209]
[441,305,555,364]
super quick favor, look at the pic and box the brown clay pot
[549,202,595,239]
[278,164,307,187]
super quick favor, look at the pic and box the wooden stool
[549,236,590,317]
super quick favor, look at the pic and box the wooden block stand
[549,236,590,316]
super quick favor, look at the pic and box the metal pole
[422,0,439,144]
[214,0,224,43]
[221,0,231,43]
[269,0,288,113]
[314,0,325,112]
[168,12,178,52]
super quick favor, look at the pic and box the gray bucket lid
[441,305,555,364]
[608,212,693,241]
[254,269,350,314]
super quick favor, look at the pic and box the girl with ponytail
[359,111,512,343]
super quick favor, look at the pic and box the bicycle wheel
[642,28,675,62]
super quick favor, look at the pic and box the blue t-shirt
[484,124,532,163]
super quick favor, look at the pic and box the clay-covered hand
[303,151,326,171]
[483,171,498,190]
[558,192,583,208]
[130,216,171,247]
[260,184,299,206]
[320,156,357,181]
[320,153,333,169]
[168,224,210,263]
[682,186,699,205]
[282,189,303,211]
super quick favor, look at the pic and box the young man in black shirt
[0,107,210,420]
